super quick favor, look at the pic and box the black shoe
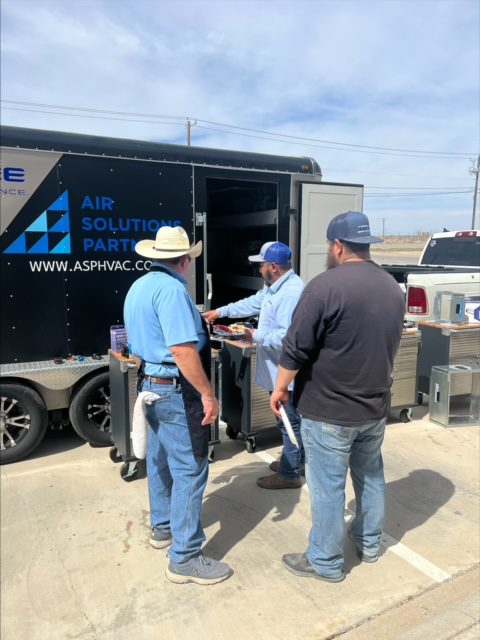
[269,460,306,475]
[347,528,379,563]
[282,553,345,583]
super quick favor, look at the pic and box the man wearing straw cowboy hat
[124,225,232,585]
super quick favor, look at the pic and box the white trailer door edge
[299,182,364,283]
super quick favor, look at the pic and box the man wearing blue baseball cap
[271,211,405,582]
[204,241,305,489]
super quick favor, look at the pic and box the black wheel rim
[0,396,31,450]
[86,384,112,433]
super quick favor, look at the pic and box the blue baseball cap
[326,211,383,244]
[249,241,292,265]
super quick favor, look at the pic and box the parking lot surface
[1,407,479,640]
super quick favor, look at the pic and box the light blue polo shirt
[218,269,304,391]
[124,264,207,378]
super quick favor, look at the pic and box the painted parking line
[254,448,452,583]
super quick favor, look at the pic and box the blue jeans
[143,380,209,563]
[301,417,386,578]
[271,396,304,480]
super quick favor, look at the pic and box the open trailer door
[299,181,364,283]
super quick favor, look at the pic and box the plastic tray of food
[212,323,247,339]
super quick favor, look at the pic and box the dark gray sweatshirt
[280,261,405,426]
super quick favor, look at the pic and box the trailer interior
[204,176,280,311]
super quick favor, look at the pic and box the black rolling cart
[220,340,274,452]
[109,351,220,481]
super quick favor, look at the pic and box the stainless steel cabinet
[418,324,480,394]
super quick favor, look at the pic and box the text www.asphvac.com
[28,260,152,272]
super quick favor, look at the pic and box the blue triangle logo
[4,234,27,254]
[27,233,50,254]
[48,191,69,212]
[50,234,71,254]
[26,212,48,233]
[49,213,70,233]
[3,190,71,254]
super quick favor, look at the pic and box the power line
[326,168,472,179]
[1,99,475,158]
[1,106,186,128]
[6,104,465,159]
[364,186,471,190]
[193,124,470,159]
[364,190,474,197]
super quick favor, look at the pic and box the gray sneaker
[166,553,233,585]
[150,528,172,549]
[282,553,345,583]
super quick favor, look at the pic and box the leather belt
[144,375,176,385]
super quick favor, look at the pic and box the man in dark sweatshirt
[270,211,405,583]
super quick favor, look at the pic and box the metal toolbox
[391,330,420,421]
[418,323,480,394]
[429,364,480,427]
[109,350,220,480]
[220,340,273,452]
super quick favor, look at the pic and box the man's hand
[270,388,289,417]
[243,327,255,343]
[203,309,220,324]
[201,394,219,426]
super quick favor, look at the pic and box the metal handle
[205,273,213,311]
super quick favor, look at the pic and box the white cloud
[1,0,479,232]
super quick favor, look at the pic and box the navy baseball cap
[326,211,383,244]
[249,241,292,265]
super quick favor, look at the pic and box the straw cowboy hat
[135,226,202,260]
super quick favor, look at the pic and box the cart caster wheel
[225,424,238,440]
[109,446,122,463]
[246,438,256,453]
[208,446,215,463]
[417,392,424,406]
[400,408,412,423]
[120,461,138,482]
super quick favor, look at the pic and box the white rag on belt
[131,391,161,459]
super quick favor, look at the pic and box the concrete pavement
[1,406,479,640]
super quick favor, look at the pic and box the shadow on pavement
[202,460,302,560]
[381,469,455,541]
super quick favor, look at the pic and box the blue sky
[1,0,479,234]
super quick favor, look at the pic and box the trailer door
[299,182,364,282]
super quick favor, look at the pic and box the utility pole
[470,154,480,229]
[186,119,197,146]
[382,217,386,238]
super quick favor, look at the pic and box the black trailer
[1,126,363,463]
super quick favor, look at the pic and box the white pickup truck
[382,230,480,323]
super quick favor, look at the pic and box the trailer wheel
[69,373,113,446]
[0,384,48,464]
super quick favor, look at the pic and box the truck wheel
[0,384,48,464]
[69,373,113,446]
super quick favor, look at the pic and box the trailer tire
[69,373,113,446]
[0,384,48,465]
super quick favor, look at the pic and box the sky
[1,0,479,235]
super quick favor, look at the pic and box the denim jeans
[143,379,209,563]
[301,417,386,578]
[271,395,305,480]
